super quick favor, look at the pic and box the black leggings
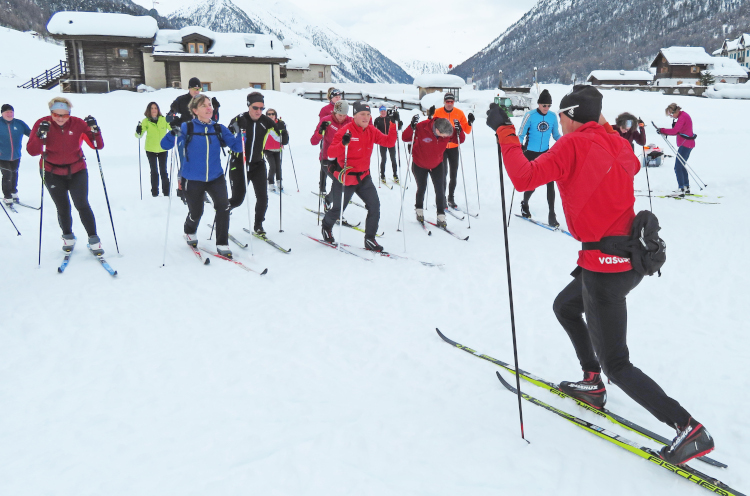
[412,162,445,215]
[379,146,397,177]
[45,169,97,236]
[146,151,169,195]
[553,267,691,427]
[442,147,459,201]
[522,150,556,211]
[266,151,282,184]
[228,156,267,228]
[1,159,19,198]
[183,175,230,246]
[323,174,380,238]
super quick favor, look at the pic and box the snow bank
[47,12,158,39]
[0,27,65,90]
[705,82,750,99]
[413,74,466,88]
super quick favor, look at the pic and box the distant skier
[319,87,342,119]
[321,101,397,251]
[432,93,472,209]
[135,102,170,197]
[310,100,352,207]
[402,115,463,229]
[517,89,561,227]
[0,103,31,207]
[373,105,399,184]
[613,112,646,150]
[161,94,242,258]
[657,103,695,196]
[263,108,289,192]
[487,85,715,467]
[227,92,284,235]
[26,97,106,255]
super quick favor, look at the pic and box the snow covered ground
[1,79,748,496]
[0,28,65,90]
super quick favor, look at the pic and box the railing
[18,61,69,89]
[300,90,422,110]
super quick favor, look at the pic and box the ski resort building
[650,47,714,86]
[714,34,750,69]
[586,70,653,86]
[413,74,466,101]
[281,44,337,83]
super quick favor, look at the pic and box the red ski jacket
[497,121,640,273]
[311,114,353,161]
[27,116,104,175]
[327,122,397,185]
[319,102,334,119]
[402,119,464,170]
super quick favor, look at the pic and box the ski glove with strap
[170,124,182,137]
[37,121,50,138]
[136,123,143,135]
[410,115,419,129]
[467,112,475,126]
[85,115,99,133]
[341,132,351,146]
[319,120,330,135]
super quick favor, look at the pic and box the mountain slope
[167,0,412,84]
[399,59,449,79]
[452,0,750,87]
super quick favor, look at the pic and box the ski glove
[37,120,50,138]
[319,120,330,135]
[390,109,400,122]
[398,120,403,131]
[467,112,475,126]
[341,132,351,146]
[410,115,419,129]
[170,124,182,137]
[136,123,143,135]
[337,165,352,184]
[428,105,436,119]
[454,119,461,129]
[229,121,241,135]
[486,103,512,131]
[656,128,663,135]
[85,115,99,133]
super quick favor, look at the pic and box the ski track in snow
[0,75,748,495]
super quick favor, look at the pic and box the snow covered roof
[178,26,215,41]
[655,47,714,66]
[413,74,466,88]
[47,12,158,39]
[284,44,337,70]
[706,57,748,78]
[587,70,653,81]
[152,29,287,59]
[723,34,750,51]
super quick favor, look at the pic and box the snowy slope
[1,79,748,495]
[0,27,66,89]
[399,59,449,78]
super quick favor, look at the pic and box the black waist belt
[678,133,697,140]
[582,236,630,258]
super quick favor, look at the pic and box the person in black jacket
[228,92,282,235]
[373,105,400,183]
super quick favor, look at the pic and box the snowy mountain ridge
[399,59,449,79]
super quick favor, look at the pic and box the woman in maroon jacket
[613,112,646,150]
[310,100,352,205]
[27,97,105,254]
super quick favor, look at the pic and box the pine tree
[699,70,716,86]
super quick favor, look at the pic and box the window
[172,81,182,89]
[250,83,264,89]
[187,42,206,54]
[690,66,699,73]
[660,66,668,73]
[121,78,132,88]
[201,82,212,91]
[116,48,131,58]
[318,71,324,78]
[246,43,255,48]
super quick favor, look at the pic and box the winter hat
[246,92,264,106]
[188,77,201,89]
[379,105,387,111]
[559,85,602,124]
[328,88,342,100]
[537,89,552,105]
[444,93,455,102]
[1,104,13,113]
[333,100,349,115]
[352,101,371,115]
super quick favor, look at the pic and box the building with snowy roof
[586,70,653,86]
[413,74,466,101]
[650,47,715,86]
[713,34,750,68]
[705,57,748,84]
[281,44,337,83]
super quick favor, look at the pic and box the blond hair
[48,96,72,109]
[188,94,211,116]
[665,103,681,116]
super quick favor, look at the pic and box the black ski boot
[548,211,560,228]
[254,224,266,236]
[559,371,607,409]
[447,198,458,209]
[364,236,383,252]
[520,201,531,218]
[321,226,335,244]
[659,417,715,465]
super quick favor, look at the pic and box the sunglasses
[540,104,551,108]
[190,87,202,91]
[267,112,276,116]
[250,106,265,111]
[51,112,70,119]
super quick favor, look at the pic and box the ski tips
[204,258,210,265]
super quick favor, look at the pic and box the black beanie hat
[246,92,264,106]
[352,101,371,115]
[1,104,13,113]
[188,77,201,89]
[444,93,455,102]
[537,89,552,105]
[559,85,602,124]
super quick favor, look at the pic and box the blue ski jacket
[518,109,561,153]
[161,119,242,182]
[0,118,31,161]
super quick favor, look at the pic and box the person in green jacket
[136,102,170,196]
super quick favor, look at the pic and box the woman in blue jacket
[0,104,31,206]
[161,94,243,258]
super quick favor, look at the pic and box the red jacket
[311,114,353,161]
[328,122,397,185]
[402,119,464,170]
[499,121,640,273]
[319,102,334,119]
[27,116,104,175]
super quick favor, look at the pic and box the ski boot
[11,193,19,204]
[364,236,383,252]
[380,175,387,185]
[216,245,233,259]
[684,187,691,195]
[268,182,276,192]
[659,417,714,465]
[548,211,560,228]
[184,233,199,248]
[254,224,266,236]
[393,174,399,184]
[447,198,458,209]
[437,214,447,229]
[3,198,13,207]
[559,371,607,409]
[87,235,104,256]
[322,225,335,244]
[62,233,76,252]
[415,208,424,223]
[520,201,531,218]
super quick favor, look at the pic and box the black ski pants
[379,145,397,177]
[553,267,691,427]
[228,156,267,229]
[522,150,556,213]
[146,151,169,196]
[413,162,445,215]
[45,169,97,236]
[1,159,19,199]
[323,174,380,238]
[183,175,229,246]
[442,147,459,201]
[266,150,282,184]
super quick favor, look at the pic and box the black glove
[211,97,220,110]
[37,120,50,138]
[428,106,435,119]
[341,132,351,146]
[467,113,475,126]
[390,110,400,122]
[656,128,663,135]
[166,111,177,124]
[136,123,143,135]
[229,120,241,135]
[454,119,461,129]
[486,103,512,131]
[319,120,330,135]
[276,118,286,131]
[410,115,419,129]
[170,124,182,137]
[398,120,403,131]
[85,115,99,133]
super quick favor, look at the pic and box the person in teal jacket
[136,102,171,197]
[1,104,31,206]
[160,94,243,258]
[517,89,562,226]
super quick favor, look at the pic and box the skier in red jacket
[311,100,352,206]
[486,85,714,467]
[321,101,397,251]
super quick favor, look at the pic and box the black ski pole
[507,188,515,227]
[1,200,20,235]
[471,127,480,209]
[137,135,143,200]
[279,149,284,233]
[642,144,653,212]
[496,140,528,443]
[162,140,177,266]
[456,122,471,228]
[286,143,300,192]
[38,141,46,265]
[94,140,120,254]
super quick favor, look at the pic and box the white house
[413,74,466,100]
[281,43,337,83]
[713,34,750,68]
[705,57,748,84]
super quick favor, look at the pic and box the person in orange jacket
[432,93,473,209]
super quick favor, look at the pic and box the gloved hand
[398,120,403,131]
[337,165,352,184]
[428,105,435,119]
[486,103,512,131]
[341,132,351,146]
[656,128,663,135]
[276,118,286,130]
[454,119,461,129]
[136,123,143,135]
[229,120,241,135]
[319,120,330,135]
[638,118,645,128]
[390,109,400,122]
[165,111,176,124]
[410,115,419,129]
[170,124,182,137]
[467,112,475,126]
[85,115,99,133]
[37,120,50,139]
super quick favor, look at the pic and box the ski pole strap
[581,236,630,258]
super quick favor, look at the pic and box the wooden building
[650,47,714,86]
[586,70,653,86]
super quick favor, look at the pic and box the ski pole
[161,139,177,266]
[93,141,120,254]
[651,122,706,189]
[137,134,143,200]
[338,139,349,252]
[278,149,284,233]
[642,145,653,212]
[471,124,480,209]
[37,141,46,266]
[507,188,515,227]
[456,122,471,229]
[241,131,254,256]
[1,200,20,235]
[496,140,528,443]
[285,143,300,192]
[396,124,406,252]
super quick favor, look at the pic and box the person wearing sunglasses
[26,97,106,254]
[263,108,289,192]
[0,103,31,207]
[517,89,561,226]
[374,105,400,184]
[487,85,715,467]
[657,103,695,196]
[227,92,284,235]
[319,88,342,119]
[311,100,352,208]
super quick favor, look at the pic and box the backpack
[185,121,226,161]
